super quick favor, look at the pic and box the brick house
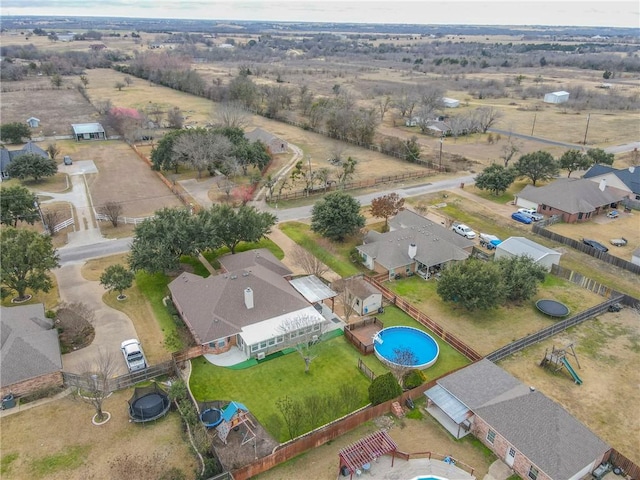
[425,359,609,480]
[0,304,63,397]
[515,178,626,223]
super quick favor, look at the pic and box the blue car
[511,212,533,224]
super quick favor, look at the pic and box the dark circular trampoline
[128,384,171,423]
[536,299,570,317]
[200,408,223,428]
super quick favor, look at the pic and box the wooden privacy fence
[363,276,482,362]
[532,224,640,274]
[357,359,377,382]
[62,360,175,392]
[485,296,623,362]
[230,379,438,480]
[605,449,640,480]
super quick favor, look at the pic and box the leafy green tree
[370,192,405,230]
[311,192,365,242]
[0,227,59,301]
[51,73,63,88]
[437,259,504,311]
[129,207,200,274]
[368,372,402,406]
[0,122,32,144]
[6,153,58,182]
[100,264,135,300]
[0,185,39,227]
[585,148,614,166]
[474,164,517,196]
[198,204,276,254]
[150,129,186,172]
[559,150,591,178]
[513,151,559,186]
[496,255,546,303]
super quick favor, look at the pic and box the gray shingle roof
[518,178,626,214]
[476,392,609,480]
[218,248,292,277]
[1,304,63,388]
[168,265,311,344]
[1,142,49,174]
[358,210,473,269]
[438,360,609,480]
[584,164,640,195]
[245,127,282,144]
[345,277,381,299]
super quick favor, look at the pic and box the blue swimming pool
[373,326,439,369]
[410,475,448,480]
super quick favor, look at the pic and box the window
[217,339,225,348]
[486,430,496,444]
[313,324,321,331]
[578,212,583,220]
[260,341,267,349]
[528,466,539,480]
[268,338,276,346]
[276,336,284,343]
[250,345,258,352]
[355,299,360,306]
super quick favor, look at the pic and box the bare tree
[98,201,123,227]
[46,143,60,160]
[377,95,392,121]
[394,88,419,119]
[115,81,126,91]
[291,245,329,278]
[217,177,235,201]
[214,101,249,129]
[123,76,133,87]
[41,209,62,236]
[387,347,418,388]
[167,106,184,129]
[475,106,503,133]
[146,103,164,126]
[500,136,522,167]
[94,99,113,115]
[71,348,119,422]
[172,130,233,178]
[332,278,358,324]
[298,84,314,116]
[328,143,347,166]
[278,314,327,374]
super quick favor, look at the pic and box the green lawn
[190,335,372,442]
[279,221,362,278]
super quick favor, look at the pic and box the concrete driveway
[55,264,139,376]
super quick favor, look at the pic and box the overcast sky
[1,1,638,28]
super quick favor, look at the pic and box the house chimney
[244,287,254,309]
[408,243,417,259]
[598,178,607,191]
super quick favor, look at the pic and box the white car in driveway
[517,208,544,222]
[121,339,147,372]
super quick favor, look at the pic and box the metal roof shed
[339,430,398,478]
[289,275,337,305]
[494,237,561,272]
[71,123,106,141]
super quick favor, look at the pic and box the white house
[26,117,40,128]
[442,97,460,108]
[494,237,562,271]
[543,91,570,104]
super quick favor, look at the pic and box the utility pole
[531,114,537,136]
[439,135,444,171]
[583,113,591,145]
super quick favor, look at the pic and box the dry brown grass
[0,390,197,480]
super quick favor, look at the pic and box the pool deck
[348,323,382,351]
[343,456,476,480]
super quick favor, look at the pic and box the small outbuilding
[71,123,106,141]
[341,276,383,316]
[494,237,561,271]
[543,91,570,104]
[442,97,460,108]
[26,117,40,128]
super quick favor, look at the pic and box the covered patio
[424,385,473,439]
[338,430,398,479]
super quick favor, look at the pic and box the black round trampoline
[200,408,223,428]
[536,299,570,318]
[128,384,171,423]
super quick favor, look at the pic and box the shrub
[403,370,426,390]
[368,372,402,406]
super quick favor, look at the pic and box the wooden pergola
[338,430,398,478]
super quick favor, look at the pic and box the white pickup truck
[451,223,476,239]
[121,339,147,372]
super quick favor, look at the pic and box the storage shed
[26,117,40,128]
[494,237,561,271]
[543,91,570,104]
[442,97,460,108]
[71,123,106,141]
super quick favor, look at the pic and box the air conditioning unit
[311,335,319,342]
[256,352,265,360]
